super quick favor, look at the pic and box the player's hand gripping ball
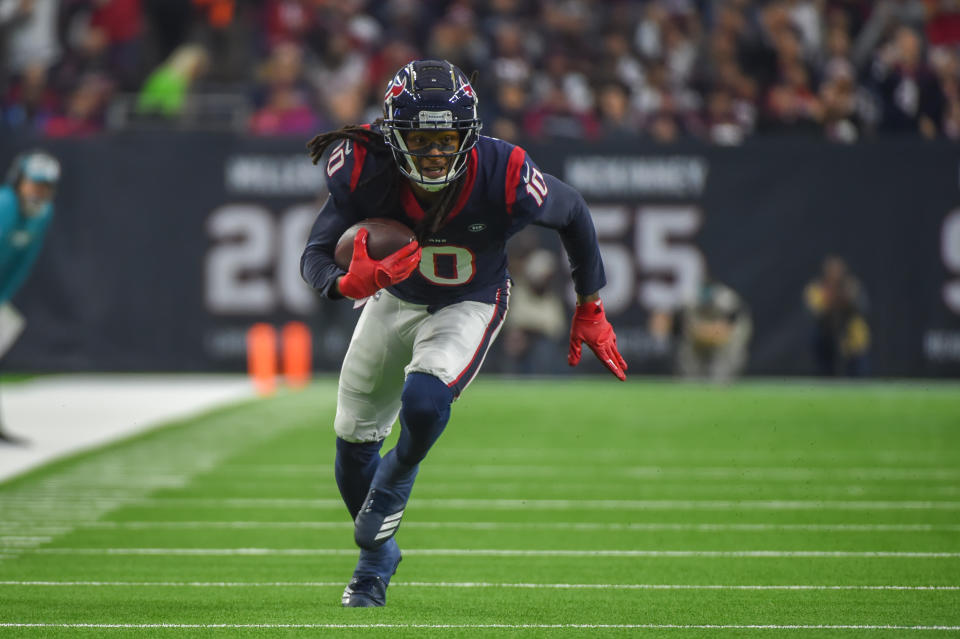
[334,218,417,268]
[335,218,421,299]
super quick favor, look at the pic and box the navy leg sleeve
[395,372,454,466]
[335,437,384,520]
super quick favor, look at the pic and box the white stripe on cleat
[383,511,404,523]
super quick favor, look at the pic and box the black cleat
[341,575,388,607]
[341,540,402,608]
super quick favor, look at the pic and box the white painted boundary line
[1,580,957,591]
[17,521,956,533]
[27,548,960,558]
[2,623,959,631]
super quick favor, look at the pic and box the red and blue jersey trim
[504,146,526,215]
[447,282,510,397]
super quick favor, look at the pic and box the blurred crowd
[3,0,960,143]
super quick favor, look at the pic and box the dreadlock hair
[306,120,469,243]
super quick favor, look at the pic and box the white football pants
[334,287,509,443]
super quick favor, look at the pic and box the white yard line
[0,375,254,483]
[11,497,951,510]
[1,623,958,631]
[26,548,960,558]
[0,580,957,591]
[4,521,959,533]
[213,463,960,481]
[440,446,960,464]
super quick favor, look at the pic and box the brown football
[334,218,417,269]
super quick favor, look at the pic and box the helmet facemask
[382,60,482,192]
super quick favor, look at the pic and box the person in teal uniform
[0,150,60,444]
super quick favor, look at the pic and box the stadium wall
[3,133,959,377]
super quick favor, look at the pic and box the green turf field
[1,378,959,638]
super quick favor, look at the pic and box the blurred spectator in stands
[540,0,595,54]
[634,1,667,60]
[711,56,760,133]
[635,61,700,131]
[635,1,701,88]
[364,37,418,118]
[136,43,208,117]
[501,248,567,376]
[485,79,528,143]
[596,79,640,140]
[142,0,192,65]
[1,0,60,128]
[820,18,856,82]
[646,109,686,144]
[694,24,736,89]
[43,72,112,136]
[369,0,432,45]
[825,0,871,39]
[524,60,600,141]
[75,0,144,91]
[249,40,321,136]
[662,13,700,91]
[761,58,824,134]
[788,0,823,56]
[191,0,252,84]
[739,1,792,90]
[926,0,960,48]
[425,6,488,75]
[1,0,956,142]
[598,29,644,94]
[804,255,870,376]
[486,18,536,89]
[852,0,926,69]
[307,28,368,128]
[701,87,751,145]
[930,45,960,138]
[1,72,59,131]
[649,277,752,382]
[820,66,864,142]
[869,25,945,138]
[261,0,316,51]
[529,48,594,113]
[313,0,381,58]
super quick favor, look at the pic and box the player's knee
[397,373,452,464]
[400,373,452,427]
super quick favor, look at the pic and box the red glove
[338,228,421,300]
[568,299,628,381]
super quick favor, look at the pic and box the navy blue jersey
[301,131,605,309]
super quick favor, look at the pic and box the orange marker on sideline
[247,323,278,396]
[282,321,312,389]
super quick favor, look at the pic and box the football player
[0,150,60,444]
[301,60,626,607]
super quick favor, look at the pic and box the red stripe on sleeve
[349,143,368,192]
[504,146,526,215]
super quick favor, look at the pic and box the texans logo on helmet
[385,76,407,101]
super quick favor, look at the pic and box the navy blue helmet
[382,59,481,191]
